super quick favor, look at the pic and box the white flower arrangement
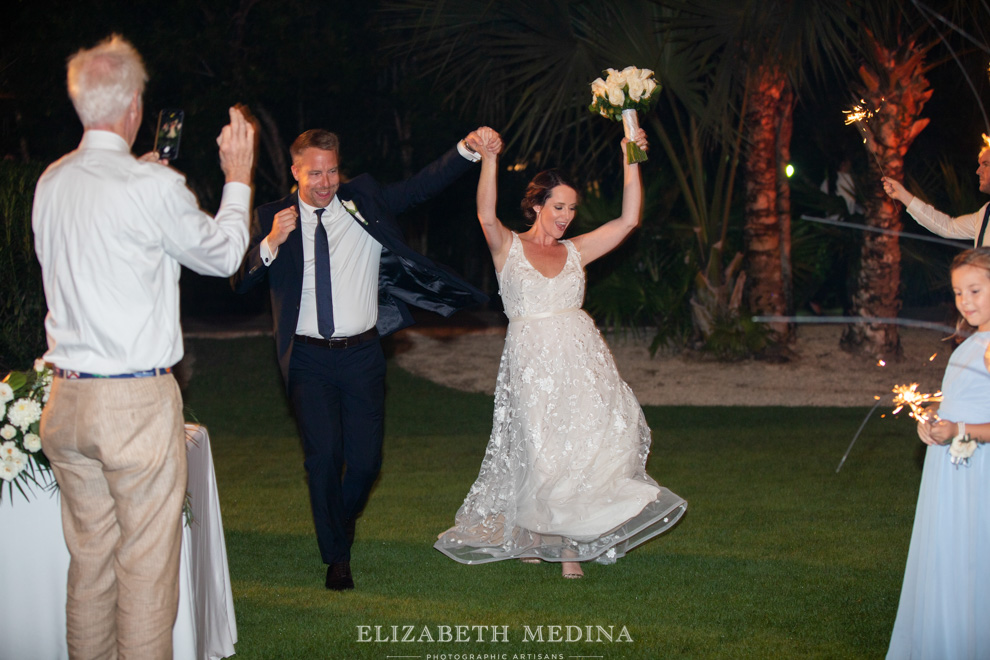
[1,361,55,502]
[589,66,660,164]
[1,364,199,530]
[1,362,197,525]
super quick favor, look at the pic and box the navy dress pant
[287,339,386,564]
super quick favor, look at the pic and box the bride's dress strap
[508,307,582,324]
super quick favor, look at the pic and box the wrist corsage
[948,421,978,468]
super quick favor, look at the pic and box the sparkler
[836,398,882,473]
[836,382,943,473]
[833,354,943,472]
[844,99,887,178]
[890,382,942,422]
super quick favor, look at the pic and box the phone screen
[154,109,184,161]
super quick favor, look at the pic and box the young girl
[887,248,990,658]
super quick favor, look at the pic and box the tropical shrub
[1,161,47,372]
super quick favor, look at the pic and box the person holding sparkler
[882,139,990,246]
[887,248,990,658]
[433,127,686,580]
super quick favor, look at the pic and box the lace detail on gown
[435,233,687,564]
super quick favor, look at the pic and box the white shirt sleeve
[158,180,252,276]
[260,236,277,264]
[905,197,988,243]
[457,139,481,162]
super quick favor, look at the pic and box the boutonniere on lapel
[342,199,368,225]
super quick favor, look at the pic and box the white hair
[66,34,147,127]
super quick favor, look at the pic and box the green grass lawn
[183,336,923,659]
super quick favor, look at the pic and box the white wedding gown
[435,233,687,564]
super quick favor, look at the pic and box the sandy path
[391,324,951,407]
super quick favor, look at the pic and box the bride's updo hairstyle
[521,169,579,224]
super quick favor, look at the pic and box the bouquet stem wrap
[621,109,647,164]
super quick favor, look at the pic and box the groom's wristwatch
[458,139,482,162]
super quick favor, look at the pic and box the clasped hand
[917,416,958,446]
[466,126,503,159]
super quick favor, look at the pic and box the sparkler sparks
[891,383,942,422]
[844,99,887,178]
[836,356,945,473]
[842,102,875,126]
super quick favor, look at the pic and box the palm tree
[382,0,776,351]
[840,31,932,359]
[385,0,857,350]
[836,0,990,358]
[667,0,855,343]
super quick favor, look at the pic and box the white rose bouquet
[1,360,54,502]
[588,66,660,164]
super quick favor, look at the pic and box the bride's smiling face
[533,185,578,238]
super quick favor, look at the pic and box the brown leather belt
[294,328,379,349]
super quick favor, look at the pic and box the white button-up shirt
[32,129,252,373]
[261,196,382,338]
[907,197,990,246]
[258,140,479,338]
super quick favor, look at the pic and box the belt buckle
[329,337,348,349]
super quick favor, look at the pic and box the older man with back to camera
[32,34,255,659]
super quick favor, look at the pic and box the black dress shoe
[326,561,355,591]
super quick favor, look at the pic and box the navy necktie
[313,208,335,338]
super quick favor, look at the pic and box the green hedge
[1,161,47,372]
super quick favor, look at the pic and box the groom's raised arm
[380,127,502,215]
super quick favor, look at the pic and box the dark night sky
[4,1,990,316]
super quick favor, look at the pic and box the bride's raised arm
[571,130,647,266]
[472,127,513,270]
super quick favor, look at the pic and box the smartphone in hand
[154,109,184,161]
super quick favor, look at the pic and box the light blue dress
[887,331,990,659]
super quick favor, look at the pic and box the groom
[233,127,493,589]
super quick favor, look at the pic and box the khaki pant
[40,374,186,660]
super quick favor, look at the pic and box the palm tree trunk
[743,63,790,339]
[777,82,796,329]
[841,37,932,359]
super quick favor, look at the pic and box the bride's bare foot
[562,561,583,579]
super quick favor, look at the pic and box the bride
[434,127,687,579]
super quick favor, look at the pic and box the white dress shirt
[258,141,478,338]
[906,197,990,246]
[32,129,252,373]
[261,197,382,338]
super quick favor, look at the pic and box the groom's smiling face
[292,147,340,208]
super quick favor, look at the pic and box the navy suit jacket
[232,146,487,385]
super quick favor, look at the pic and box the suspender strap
[978,203,990,247]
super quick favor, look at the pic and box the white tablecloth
[0,424,237,660]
